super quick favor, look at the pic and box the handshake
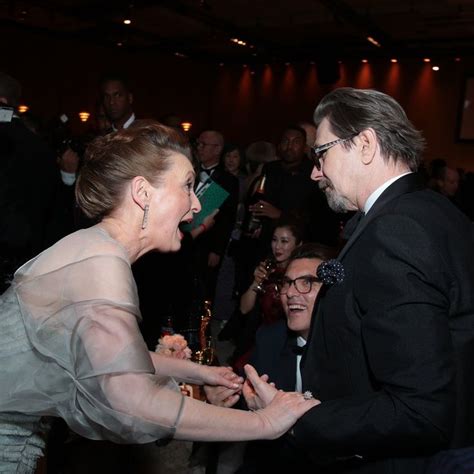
[204,364,319,411]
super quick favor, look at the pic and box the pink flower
[155,334,192,360]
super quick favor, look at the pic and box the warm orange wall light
[78,111,90,122]
[355,62,373,89]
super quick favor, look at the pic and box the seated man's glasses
[310,134,357,171]
[278,276,321,295]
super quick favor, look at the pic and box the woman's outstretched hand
[202,365,243,390]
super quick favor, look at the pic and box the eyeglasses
[277,276,321,295]
[310,135,357,171]
[196,141,220,148]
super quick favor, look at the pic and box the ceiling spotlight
[423,58,431,63]
[123,19,131,25]
[455,57,461,62]
[117,42,123,47]
[390,58,398,63]
[362,59,368,63]
[432,66,440,71]
[243,64,248,68]
[231,38,247,47]
[18,105,29,113]
[367,36,381,47]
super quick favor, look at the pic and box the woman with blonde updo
[0,121,317,473]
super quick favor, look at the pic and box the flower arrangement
[155,334,192,360]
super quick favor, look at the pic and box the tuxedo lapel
[338,173,422,261]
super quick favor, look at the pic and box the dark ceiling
[2,0,474,64]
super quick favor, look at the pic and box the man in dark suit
[0,72,63,291]
[243,88,474,474]
[193,130,239,300]
[206,243,334,472]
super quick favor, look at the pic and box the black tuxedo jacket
[250,320,298,391]
[295,173,474,474]
[194,165,238,257]
[0,119,64,259]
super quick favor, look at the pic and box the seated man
[206,243,335,472]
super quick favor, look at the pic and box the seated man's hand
[242,364,277,411]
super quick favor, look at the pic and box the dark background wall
[3,25,474,170]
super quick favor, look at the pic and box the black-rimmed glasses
[277,276,321,295]
[310,135,357,171]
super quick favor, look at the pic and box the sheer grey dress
[0,226,185,473]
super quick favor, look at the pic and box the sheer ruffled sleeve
[4,228,185,443]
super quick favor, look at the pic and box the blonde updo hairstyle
[76,120,191,220]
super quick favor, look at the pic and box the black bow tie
[293,345,306,356]
[200,165,218,176]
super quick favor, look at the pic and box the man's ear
[358,128,377,165]
[128,93,134,106]
[130,176,150,209]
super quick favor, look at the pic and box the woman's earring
[141,204,149,229]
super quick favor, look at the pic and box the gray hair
[313,87,425,171]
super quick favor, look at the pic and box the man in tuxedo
[100,74,135,131]
[0,72,64,291]
[205,243,335,472]
[287,88,474,473]
[193,130,238,300]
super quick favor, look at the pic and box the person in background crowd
[93,101,113,136]
[0,72,67,292]
[238,126,339,293]
[244,140,277,195]
[212,144,248,364]
[100,74,135,131]
[429,158,460,198]
[192,130,239,300]
[298,121,318,158]
[227,216,305,373]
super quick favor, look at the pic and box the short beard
[318,179,352,213]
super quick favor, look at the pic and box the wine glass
[254,258,276,293]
